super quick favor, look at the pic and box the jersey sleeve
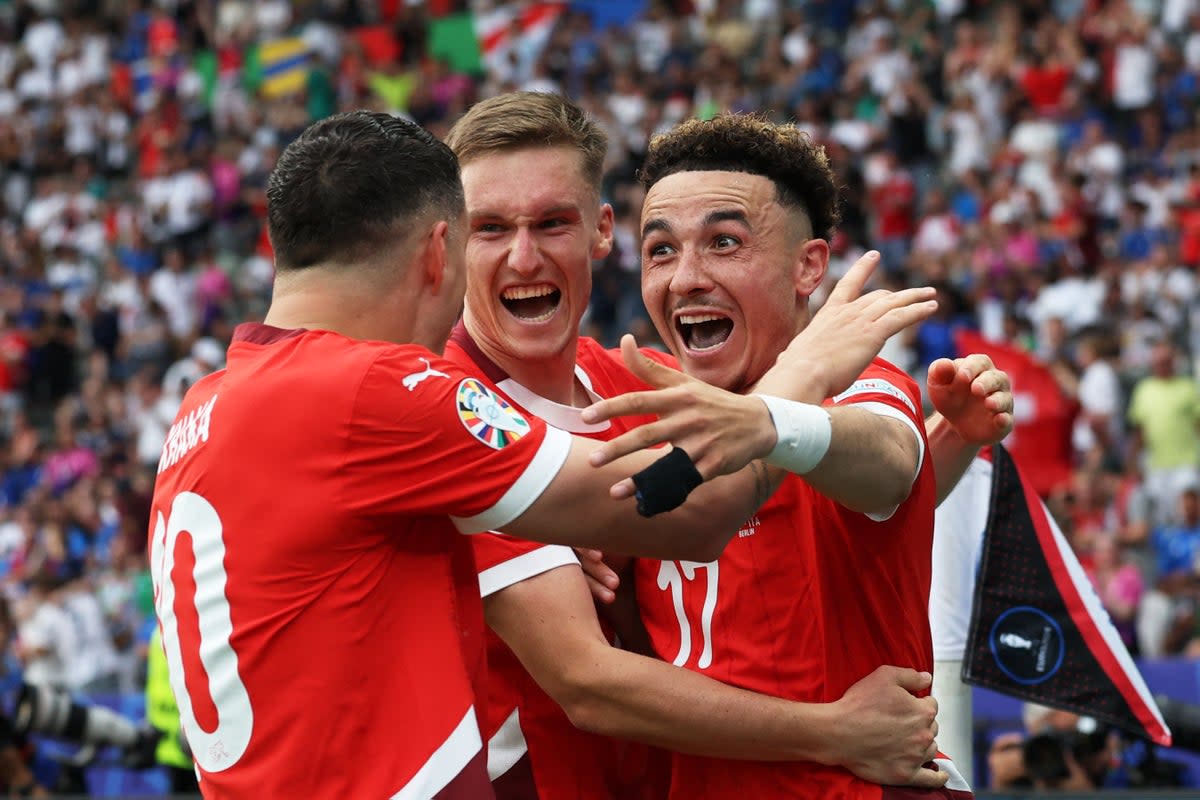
[473,533,579,598]
[343,347,572,534]
[829,361,927,521]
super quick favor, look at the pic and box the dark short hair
[266,111,464,270]
[446,92,608,194]
[639,114,841,241]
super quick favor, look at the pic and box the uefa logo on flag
[989,606,1065,685]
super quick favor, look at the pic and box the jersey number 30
[150,491,253,773]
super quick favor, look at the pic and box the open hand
[756,251,937,402]
[582,335,777,497]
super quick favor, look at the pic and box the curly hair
[639,115,841,241]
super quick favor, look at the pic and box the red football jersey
[148,324,572,800]
[636,359,971,799]
[444,326,669,799]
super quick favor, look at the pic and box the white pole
[931,659,973,786]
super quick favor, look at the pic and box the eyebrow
[641,218,672,241]
[704,209,751,229]
[641,208,753,241]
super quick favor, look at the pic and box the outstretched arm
[486,563,947,789]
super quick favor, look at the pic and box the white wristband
[755,395,832,475]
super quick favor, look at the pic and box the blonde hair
[446,92,608,192]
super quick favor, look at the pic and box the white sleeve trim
[478,545,579,598]
[833,378,918,416]
[851,401,926,523]
[486,707,527,781]
[390,705,482,800]
[451,426,572,534]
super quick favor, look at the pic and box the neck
[466,321,586,407]
[264,269,426,348]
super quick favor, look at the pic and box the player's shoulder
[578,337,678,393]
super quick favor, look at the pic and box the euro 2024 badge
[989,605,1065,685]
[457,378,531,449]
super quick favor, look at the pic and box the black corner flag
[962,445,1171,746]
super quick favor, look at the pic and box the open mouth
[500,284,561,323]
[676,312,733,351]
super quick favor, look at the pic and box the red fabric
[1020,65,1070,113]
[638,360,944,799]
[1178,206,1200,266]
[147,15,179,58]
[871,172,916,238]
[149,324,564,798]
[354,25,400,66]
[955,330,1077,496]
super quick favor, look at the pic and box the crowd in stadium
[0,0,1198,793]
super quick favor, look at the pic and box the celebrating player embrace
[146,108,975,799]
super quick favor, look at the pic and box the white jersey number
[656,559,719,669]
[150,491,253,773]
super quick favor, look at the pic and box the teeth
[678,313,726,325]
[502,285,557,301]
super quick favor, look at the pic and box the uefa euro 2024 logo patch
[457,378,531,449]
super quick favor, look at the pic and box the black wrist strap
[632,447,703,517]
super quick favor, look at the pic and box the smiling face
[640,170,827,392]
[460,146,612,368]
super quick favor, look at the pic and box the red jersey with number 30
[636,359,972,800]
[148,324,572,800]
[444,326,669,799]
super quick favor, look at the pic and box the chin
[512,331,570,362]
[681,360,742,393]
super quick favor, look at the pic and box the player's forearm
[925,411,980,506]
[801,408,919,515]
[504,439,781,562]
[563,645,843,763]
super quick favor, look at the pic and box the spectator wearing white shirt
[943,91,988,176]
[161,337,224,415]
[148,247,197,341]
[912,188,962,258]
[1070,331,1125,469]
[60,578,120,692]
[16,573,75,689]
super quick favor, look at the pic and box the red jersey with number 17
[636,358,973,800]
[148,324,572,800]
[444,325,669,800]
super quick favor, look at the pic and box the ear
[421,220,451,295]
[793,237,829,298]
[591,202,615,261]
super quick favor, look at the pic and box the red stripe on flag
[481,23,509,54]
[1016,467,1172,745]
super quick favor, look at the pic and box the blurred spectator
[1085,534,1145,653]
[1141,487,1200,657]
[1128,341,1200,524]
[1070,330,1123,471]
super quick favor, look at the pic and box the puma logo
[403,358,450,391]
